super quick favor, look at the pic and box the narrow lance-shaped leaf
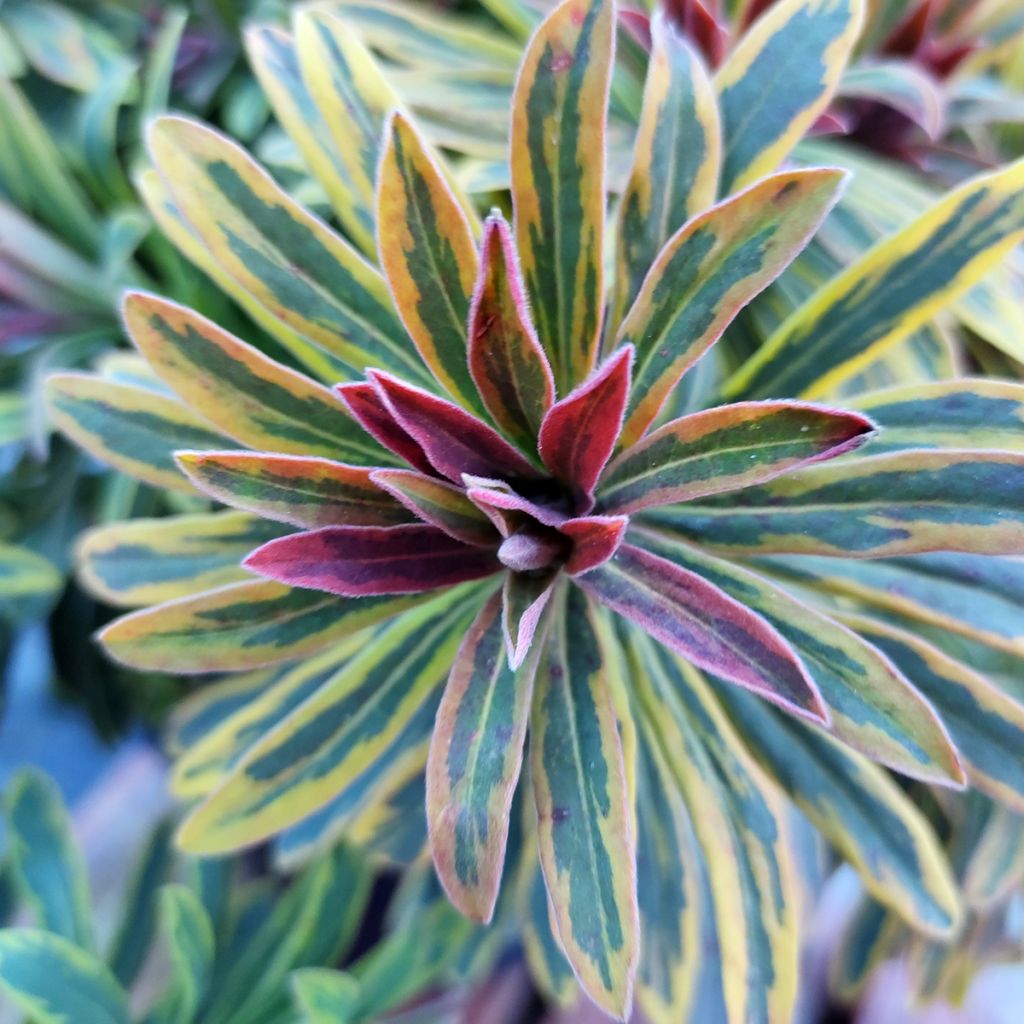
[136,167,344,384]
[845,614,1024,812]
[632,636,801,1024]
[539,346,632,507]
[0,929,130,1024]
[512,0,614,390]
[468,213,556,452]
[522,864,578,1007]
[616,169,846,448]
[150,886,214,1024]
[4,770,93,949]
[644,450,1024,557]
[146,116,429,385]
[369,370,540,483]
[177,452,413,530]
[75,511,288,609]
[244,524,500,597]
[46,373,233,494]
[716,686,961,936]
[578,543,828,723]
[370,469,497,547]
[600,400,874,514]
[633,725,703,1024]
[612,14,720,327]
[123,291,386,465]
[530,585,639,1020]
[178,590,482,854]
[715,0,863,193]
[503,571,558,669]
[428,591,544,922]
[245,23,375,256]
[725,157,1024,399]
[846,379,1024,453]
[377,112,484,414]
[99,579,429,673]
[962,807,1024,910]
[292,8,400,256]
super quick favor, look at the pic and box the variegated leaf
[633,635,800,1024]
[715,0,863,193]
[847,615,1024,811]
[645,450,1024,557]
[178,588,484,854]
[848,379,1024,453]
[377,112,483,413]
[727,157,1024,398]
[100,579,428,673]
[635,534,964,784]
[146,116,428,385]
[579,543,828,722]
[76,511,288,608]
[717,687,961,935]
[46,373,232,493]
[616,169,845,447]
[123,291,385,464]
[178,453,412,530]
[612,14,719,328]
[600,401,873,514]
[428,592,544,922]
[468,213,555,452]
[530,585,639,1020]
[512,0,614,390]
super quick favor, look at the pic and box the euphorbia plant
[47,0,1024,1019]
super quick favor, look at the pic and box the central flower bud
[497,526,567,573]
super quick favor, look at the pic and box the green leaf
[4,770,94,949]
[715,0,863,193]
[46,373,233,493]
[291,968,361,1024]
[123,291,385,465]
[177,588,485,854]
[632,634,800,1024]
[846,615,1024,812]
[99,579,427,673]
[633,534,964,785]
[511,0,614,391]
[0,544,61,621]
[522,862,577,1007]
[530,585,638,1020]
[145,116,429,385]
[377,111,484,414]
[829,898,900,1001]
[962,805,1024,910]
[108,822,173,988]
[633,729,703,1024]
[616,169,845,448]
[716,687,960,936]
[600,400,873,513]
[726,157,1024,399]
[848,379,1024,452]
[840,60,944,138]
[612,15,720,328]
[247,22,371,257]
[427,591,542,923]
[294,7,403,257]
[0,928,129,1024]
[147,886,214,1024]
[76,512,288,609]
[645,450,1024,557]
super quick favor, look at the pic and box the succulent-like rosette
[45,0,1024,1019]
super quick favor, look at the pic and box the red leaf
[335,381,435,476]
[468,214,556,451]
[561,515,628,575]
[243,524,500,596]
[369,370,541,483]
[538,345,633,510]
[578,542,828,723]
[882,0,935,56]
[503,571,558,668]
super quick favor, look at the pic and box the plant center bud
[497,528,565,573]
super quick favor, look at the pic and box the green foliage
[35,0,1024,1020]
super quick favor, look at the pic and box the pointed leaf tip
[539,345,634,507]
